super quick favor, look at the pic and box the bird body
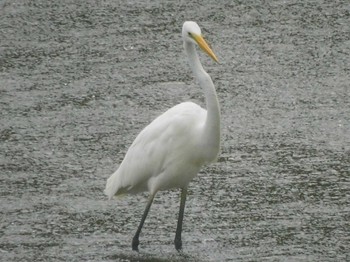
[104,21,220,251]
[105,101,217,198]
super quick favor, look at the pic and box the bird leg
[132,194,155,251]
[174,186,188,251]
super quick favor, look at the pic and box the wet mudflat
[1,0,349,261]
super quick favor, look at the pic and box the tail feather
[104,170,121,200]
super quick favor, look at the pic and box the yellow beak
[192,34,219,63]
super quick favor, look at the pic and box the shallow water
[1,0,349,261]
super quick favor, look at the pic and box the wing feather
[104,102,206,199]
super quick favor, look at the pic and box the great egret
[104,21,220,251]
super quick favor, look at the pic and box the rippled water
[1,0,349,261]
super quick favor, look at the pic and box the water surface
[1,0,349,261]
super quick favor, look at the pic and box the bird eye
[188,32,192,37]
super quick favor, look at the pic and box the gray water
[1,0,349,261]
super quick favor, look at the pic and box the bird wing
[104,102,206,198]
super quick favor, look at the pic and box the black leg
[174,187,188,251]
[132,194,155,251]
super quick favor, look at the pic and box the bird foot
[174,238,182,251]
[132,237,139,251]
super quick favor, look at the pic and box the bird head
[182,21,218,63]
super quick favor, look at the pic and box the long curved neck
[184,41,221,162]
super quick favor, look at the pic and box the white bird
[104,21,220,251]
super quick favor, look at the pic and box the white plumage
[104,102,212,198]
[104,21,220,251]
